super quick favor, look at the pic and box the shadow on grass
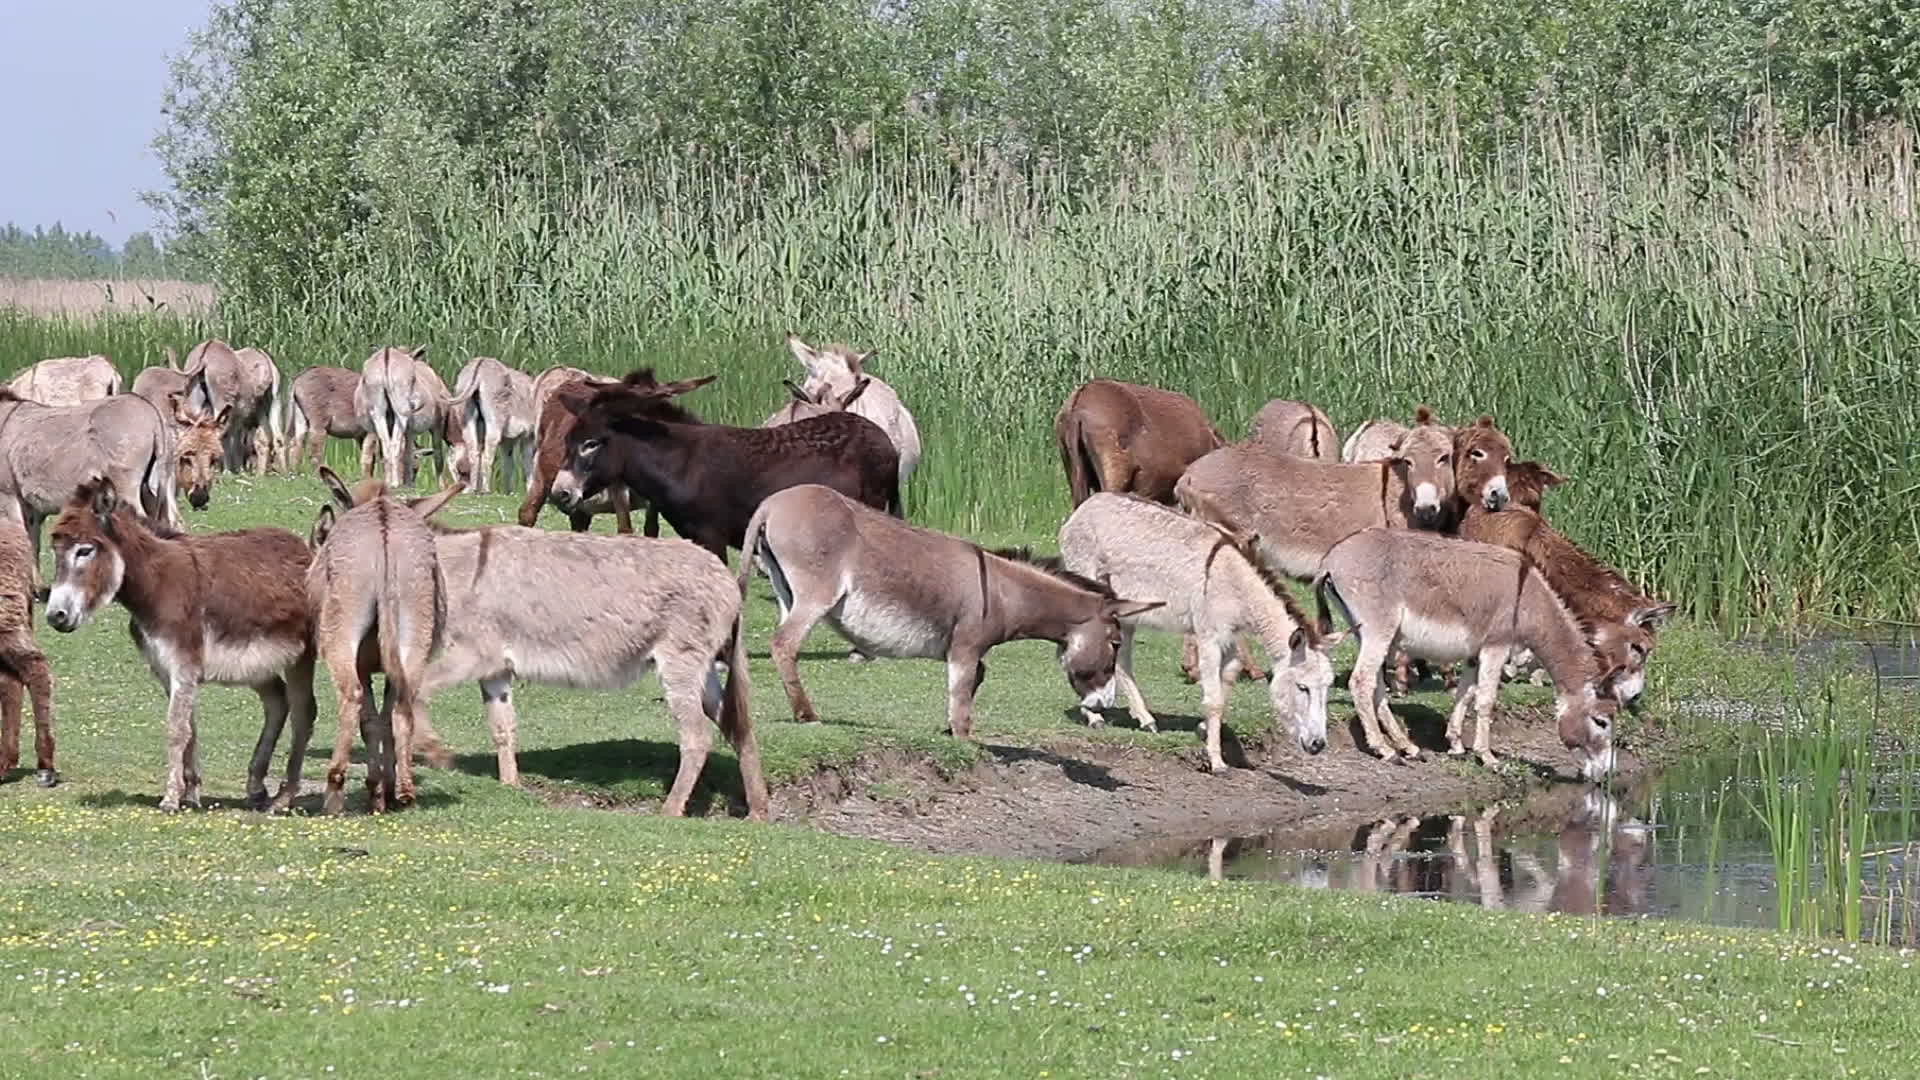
[981,743,1128,791]
[455,738,757,819]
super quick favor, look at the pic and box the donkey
[762,375,871,426]
[738,483,1161,736]
[0,516,54,787]
[1455,469,1674,703]
[1313,527,1626,782]
[319,498,770,819]
[306,467,461,813]
[554,372,900,561]
[288,365,376,474]
[447,356,536,494]
[44,477,317,812]
[1055,379,1223,508]
[132,349,207,419]
[785,334,922,493]
[1057,493,1344,772]
[7,355,122,406]
[1341,418,1406,465]
[357,346,451,490]
[517,369,639,535]
[1245,399,1339,462]
[0,389,180,593]
[175,341,283,475]
[169,396,232,511]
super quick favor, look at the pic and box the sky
[2,0,214,246]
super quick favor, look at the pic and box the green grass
[1,476,1915,1076]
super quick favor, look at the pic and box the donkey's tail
[736,497,776,601]
[1312,573,1352,639]
[265,362,287,468]
[1056,406,1095,508]
[717,602,751,749]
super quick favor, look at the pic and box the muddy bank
[776,710,1646,864]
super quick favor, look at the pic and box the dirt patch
[780,711,1646,864]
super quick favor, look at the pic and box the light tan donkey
[0,515,55,787]
[785,334,922,492]
[288,365,376,473]
[447,355,537,494]
[306,466,462,813]
[356,346,451,490]
[738,484,1161,737]
[1245,399,1339,462]
[1313,527,1626,781]
[44,478,316,811]
[402,520,768,819]
[1058,493,1344,772]
[7,355,121,406]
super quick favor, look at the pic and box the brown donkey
[739,484,1160,736]
[1055,379,1223,507]
[44,477,317,811]
[0,516,54,786]
[307,467,462,813]
[517,371,640,535]
[170,395,231,511]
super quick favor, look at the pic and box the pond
[1089,751,1920,946]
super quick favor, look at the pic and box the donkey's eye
[579,438,604,457]
[1470,449,1486,460]
[1438,453,1452,465]
[1593,713,1612,729]
[1296,684,1311,694]
[73,544,95,560]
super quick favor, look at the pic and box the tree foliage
[0,224,178,280]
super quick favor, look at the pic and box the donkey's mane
[0,387,27,405]
[987,545,1116,598]
[1201,529,1319,646]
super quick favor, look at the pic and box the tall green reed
[7,107,1918,628]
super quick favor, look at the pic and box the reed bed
[5,111,1917,627]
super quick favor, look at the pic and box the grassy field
[0,471,1911,1078]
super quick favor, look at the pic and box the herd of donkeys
[0,334,1672,820]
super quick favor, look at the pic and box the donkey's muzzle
[1302,736,1327,755]
[1410,504,1444,529]
[187,487,211,510]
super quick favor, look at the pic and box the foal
[45,477,316,811]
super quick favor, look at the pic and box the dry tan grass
[0,277,216,318]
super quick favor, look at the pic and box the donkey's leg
[156,675,202,812]
[943,645,987,739]
[477,674,520,786]
[270,652,318,812]
[1374,648,1424,757]
[1196,634,1231,773]
[1179,634,1200,683]
[769,592,835,725]
[320,642,368,816]
[657,654,714,817]
[1232,633,1267,683]
[612,486,635,535]
[245,676,291,811]
[1114,624,1158,732]
[1346,633,1398,760]
[479,430,500,496]
[0,671,19,778]
[1444,673,1475,756]
[1469,645,1509,768]
[12,643,55,787]
[25,506,44,599]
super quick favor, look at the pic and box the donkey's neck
[108,513,188,624]
[1515,569,1598,695]
[1225,557,1307,659]
[608,423,695,502]
[990,564,1103,643]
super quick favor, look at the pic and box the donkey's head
[170,394,231,511]
[786,333,877,401]
[1507,460,1568,514]
[1557,680,1624,784]
[1389,406,1456,529]
[779,375,872,422]
[45,477,132,633]
[552,370,715,511]
[1206,522,1346,754]
[1453,415,1516,512]
[311,465,465,546]
[1586,602,1677,704]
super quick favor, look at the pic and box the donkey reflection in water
[738,484,1162,736]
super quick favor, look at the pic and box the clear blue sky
[1,0,213,246]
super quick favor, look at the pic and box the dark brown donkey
[0,516,54,787]
[552,371,900,560]
[44,477,317,812]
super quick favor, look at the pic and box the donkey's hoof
[321,791,346,816]
[845,650,871,663]
[1476,751,1501,769]
[1446,744,1467,757]
[1400,748,1425,761]
[33,769,58,788]
[1080,710,1106,729]
[1207,760,1230,774]
[157,800,183,814]
[245,790,270,812]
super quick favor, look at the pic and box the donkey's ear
[1628,602,1677,630]
[1475,414,1496,429]
[1288,627,1306,655]
[785,333,819,371]
[316,465,355,510]
[782,378,810,404]
[655,374,718,398]
[89,477,119,519]
[1318,628,1349,650]
[167,392,192,426]
[310,504,336,549]
[837,377,872,409]
[1514,460,1569,487]
[852,348,877,373]
[408,344,430,361]
[210,403,234,430]
[163,346,181,371]
[1105,598,1166,620]
[406,482,464,520]
[1413,405,1435,426]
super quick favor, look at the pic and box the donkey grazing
[447,356,536,494]
[517,369,639,535]
[170,397,231,511]
[1246,399,1339,462]
[0,516,55,787]
[1058,493,1343,772]
[1055,379,1223,507]
[0,389,180,593]
[44,477,316,811]
[1313,527,1626,782]
[8,356,121,406]
[555,372,900,560]
[306,468,460,813]
[785,334,922,492]
[288,365,375,474]
[357,346,451,490]
[739,484,1160,736]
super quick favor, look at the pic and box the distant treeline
[0,223,188,281]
